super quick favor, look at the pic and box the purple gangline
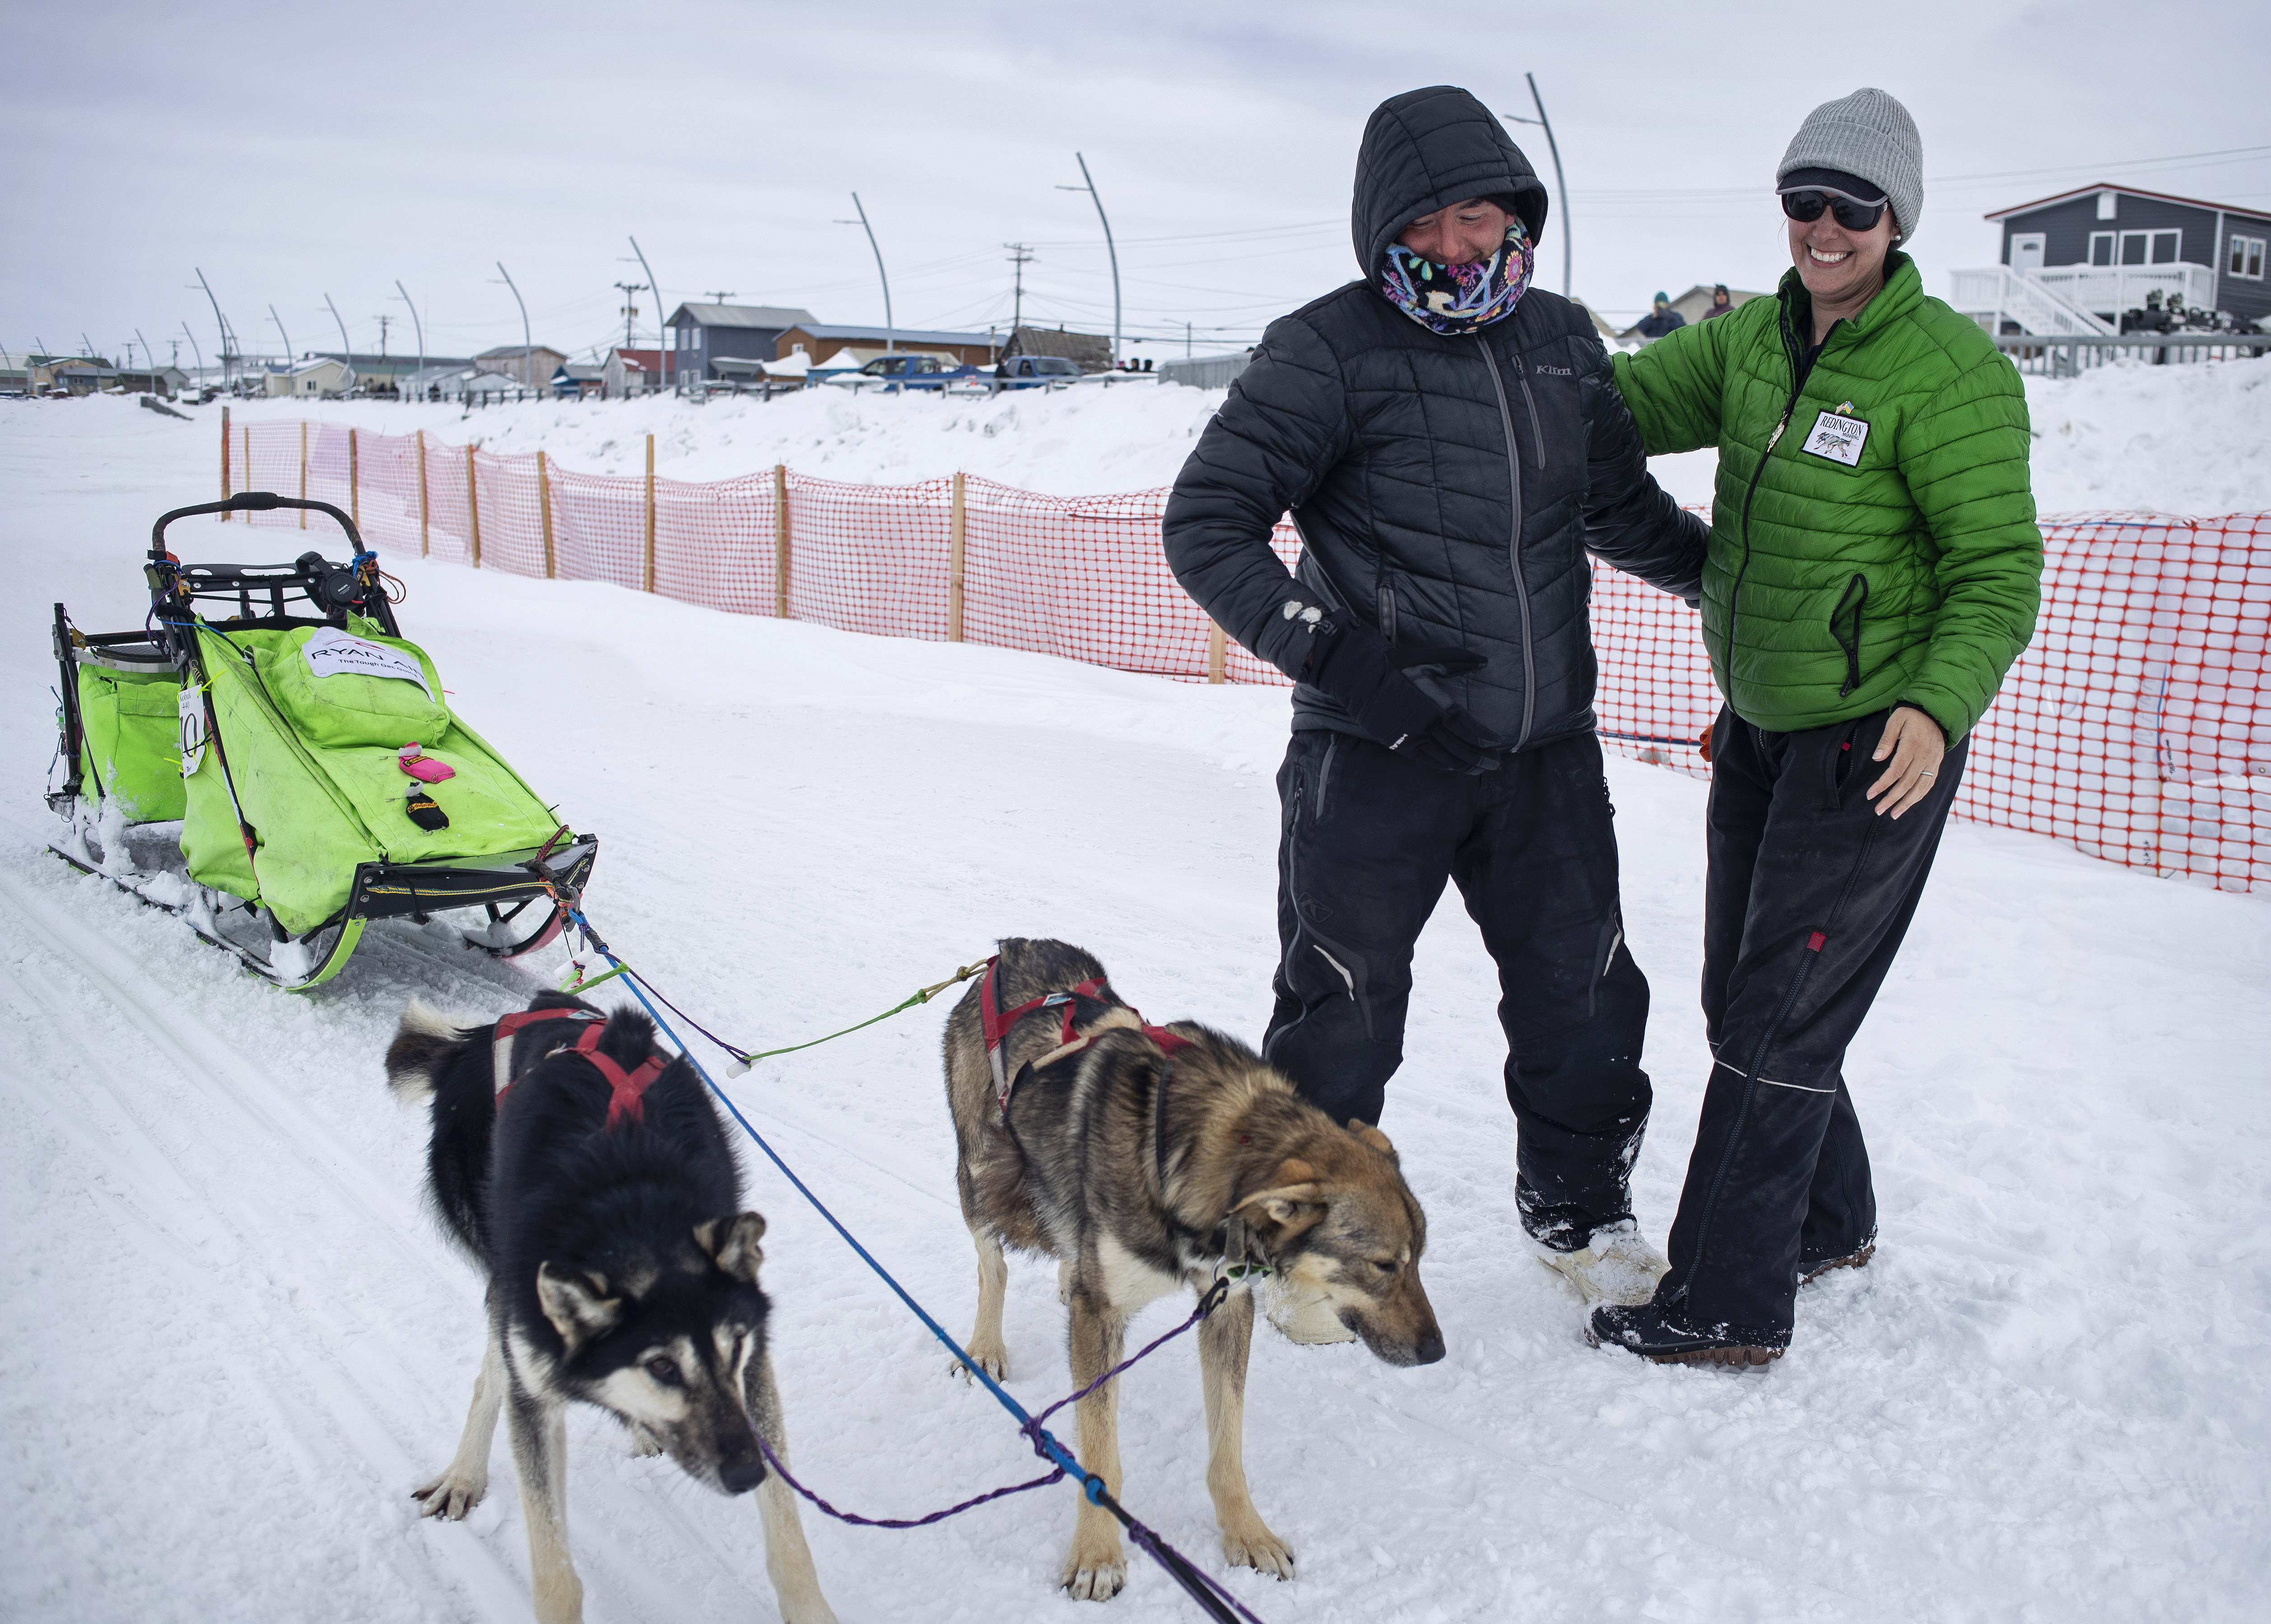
[756,1281,1228,1531]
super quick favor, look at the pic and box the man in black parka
[1164,85,1708,1288]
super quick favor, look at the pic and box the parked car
[992,355,1087,390]
[828,354,977,392]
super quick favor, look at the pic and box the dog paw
[1061,1538,1127,1601]
[626,1423,665,1458]
[411,1469,486,1521]
[953,1341,1009,1383]
[1222,1523,1295,1581]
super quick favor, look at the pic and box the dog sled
[45,491,596,990]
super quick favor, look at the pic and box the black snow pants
[1261,728,1651,1249]
[1657,705,1968,1342]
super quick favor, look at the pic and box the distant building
[1954,184,2271,335]
[398,364,485,402]
[44,357,120,395]
[666,303,818,386]
[1001,324,1112,373]
[602,348,661,399]
[775,323,999,369]
[551,363,605,400]
[264,357,356,399]
[309,352,472,397]
[475,344,568,390]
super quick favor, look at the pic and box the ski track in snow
[2,402,2267,1622]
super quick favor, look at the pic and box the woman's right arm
[1607,316,1731,454]
[1163,317,1354,680]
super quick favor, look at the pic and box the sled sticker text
[302,627,433,697]
[1801,410,1870,467]
[178,687,208,777]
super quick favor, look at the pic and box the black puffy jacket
[1163,85,1708,756]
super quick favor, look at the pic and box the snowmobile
[46,490,597,990]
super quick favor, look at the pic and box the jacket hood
[1352,86,1548,276]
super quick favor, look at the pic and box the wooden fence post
[348,428,360,532]
[298,421,308,528]
[465,444,482,568]
[642,435,656,593]
[539,449,555,579]
[219,406,231,519]
[1207,622,1227,684]
[416,429,430,556]
[948,471,966,641]
[773,463,790,619]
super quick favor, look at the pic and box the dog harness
[490,1006,668,1129]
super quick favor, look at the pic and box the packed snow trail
[2,401,2267,1622]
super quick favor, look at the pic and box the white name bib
[178,687,208,777]
[302,626,433,698]
[1800,410,1870,467]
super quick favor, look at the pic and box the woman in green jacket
[1591,88,2042,1366]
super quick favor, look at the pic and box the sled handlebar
[151,492,367,558]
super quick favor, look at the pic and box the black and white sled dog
[945,939,1445,1602]
[387,990,836,1624]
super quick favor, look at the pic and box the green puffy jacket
[1609,253,2041,741]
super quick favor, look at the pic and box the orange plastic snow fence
[229,418,2269,896]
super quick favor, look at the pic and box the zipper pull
[1767,413,1792,451]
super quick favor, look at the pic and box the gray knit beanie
[1778,88,1922,242]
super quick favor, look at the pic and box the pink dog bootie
[398,743,456,784]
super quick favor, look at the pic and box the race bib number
[1800,410,1870,466]
[302,626,433,697]
[178,687,208,777]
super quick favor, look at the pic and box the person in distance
[1164,84,1710,1307]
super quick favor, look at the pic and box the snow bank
[4,356,2269,1624]
[169,349,2271,513]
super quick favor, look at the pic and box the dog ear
[696,1212,767,1282]
[1348,1120,1399,1163]
[536,1261,620,1348]
[1233,1158,1326,1238]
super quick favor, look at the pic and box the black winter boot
[1585,1302,1787,1368]
[1800,1238,1877,1284]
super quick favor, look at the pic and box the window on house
[2230,235,2266,279]
[2090,232,2115,266]
[2150,230,2181,264]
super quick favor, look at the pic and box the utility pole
[1005,243,1035,336]
[324,293,352,366]
[496,262,532,386]
[1502,75,1572,298]
[1056,153,1121,366]
[196,269,232,387]
[376,314,391,362]
[703,290,736,302]
[614,283,644,356]
[628,237,664,390]
[394,280,425,384]
[836,195,894,355]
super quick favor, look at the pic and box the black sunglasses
[1781,187,1888,233]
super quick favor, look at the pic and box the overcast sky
[6,0,2266,369]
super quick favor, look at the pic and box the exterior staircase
[1948,266,2117,337]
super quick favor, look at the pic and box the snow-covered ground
[3,398,2268,1624]
[173,348,2271,512]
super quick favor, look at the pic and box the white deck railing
[1948,266,2117,337]
[2032,263,2219,318]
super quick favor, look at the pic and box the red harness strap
[492,1006,606,1107]
[491,1008,667,1130]
[980,955,1196,1115]
[568,1023,671,1130]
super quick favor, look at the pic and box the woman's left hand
[1867,705,1947,819]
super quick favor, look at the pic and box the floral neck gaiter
[1378,216,1535,335]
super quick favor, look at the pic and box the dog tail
[386,1000,475,1103]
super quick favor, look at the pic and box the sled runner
[45,490,596,990]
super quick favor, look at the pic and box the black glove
[1300,611,1491,771]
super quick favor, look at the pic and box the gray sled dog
[945,938,1444,1601]
[386,991,836,1624]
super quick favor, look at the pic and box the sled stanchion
[298,422,308,529]
[219,406,230,519]
[774,462,790,618]
[642,435,656,593]
[416,429,430,556]
[949,471,966,642]
[466,444,482,568]
[556,912,1266,1624]
[349,428,359,532]
[539,450,555,579]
